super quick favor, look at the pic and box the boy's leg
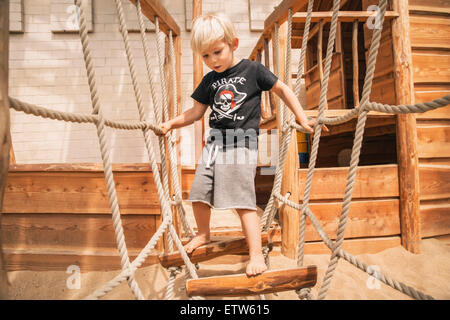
[235,208,267,276]
[184,201,212,254]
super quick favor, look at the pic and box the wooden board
[2,246,159,272]
[3,165,196,214]
[305,199,401,242]
[412,51,450,84]
[417,125,450,159]
[420,200,450,238]
[128,0,180,36]
[1,213,159,252]
[298,164,399,200]
[409,14,450,50]
[305,53,346,109]
[186,266,317,297]
[419,165,450,200]
[409,0,450,14]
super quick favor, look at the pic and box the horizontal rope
[9,96,163,135]
[289,95,450,131]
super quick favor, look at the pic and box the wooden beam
[159,233,270,268]
[186,265,317,297]
[0,0,10,297]
[352,20,360,106]
[264,0,309,33]
[192,0,204,165]
[128,0,180,36]
[292,11,399,23]
[392,0,421,254]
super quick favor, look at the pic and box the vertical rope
[74,0,144,300]
[295,0,315,269]
[317,0,388,300]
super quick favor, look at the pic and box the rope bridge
[7,0,450,300]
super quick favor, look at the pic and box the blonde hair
[190,12,237,53]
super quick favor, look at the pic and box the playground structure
[0,0,449,300]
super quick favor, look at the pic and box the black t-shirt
[191,59,278,148]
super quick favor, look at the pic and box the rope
[75,0,144,300]
[317,0,388,300]
[274,193,434,300]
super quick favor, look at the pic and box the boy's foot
[184,234,210,254]
[246,255,267,276]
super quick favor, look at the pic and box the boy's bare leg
[184,201,212,254]
[235,208,267,276]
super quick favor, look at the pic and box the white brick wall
[9,0,283,166]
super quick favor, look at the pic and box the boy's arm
[270,80,315,133]
[157,100,208,136]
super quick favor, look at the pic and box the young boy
[158,13,317,276]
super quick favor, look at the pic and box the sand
[2,237,448,300]
[3,204,450,300]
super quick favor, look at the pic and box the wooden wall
[1,164,196,272]
[296,164,402,254]
[305,52,346,110]
[408,0,450,238]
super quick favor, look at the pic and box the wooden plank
[292,11,399,23]
[298,164,399,200]
[186,266,317,297]
[412,51,450,84]
[420,200,450,238]
[408,0,450,14]
[414,83,450,114]
[306,68,345,109]
[419,165,450,200]
[1,213,159,252]
[128,0,180,36]
[0,0,10,297]
[3,171,163,214]
[409,14,450,50]
[159,233,269,268]
[3,246,159,272]
[303,236,401,255]
[264,0,309,34]
[305,199,400,241]
[352,20,360,106]
[417,125,450,158]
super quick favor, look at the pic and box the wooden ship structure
[0,0,449,280]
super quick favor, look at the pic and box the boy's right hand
[156,121,172,136]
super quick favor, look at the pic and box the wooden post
[273,21,300,259]
[264,37,275,117]
[164,36,182,240]
[192,0,204,164]
[352,20,360,106]
[0,0,10,297]
[392,0,421,253]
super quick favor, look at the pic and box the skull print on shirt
[211,83,247,122]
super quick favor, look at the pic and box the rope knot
[296,287,313,300]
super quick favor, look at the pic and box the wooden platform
[186,266,317,297]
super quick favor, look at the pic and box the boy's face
[200,38,238,73]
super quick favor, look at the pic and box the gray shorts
[187,141,258,210]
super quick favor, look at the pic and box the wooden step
[158,232,270,268]
[186,265,317,297]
